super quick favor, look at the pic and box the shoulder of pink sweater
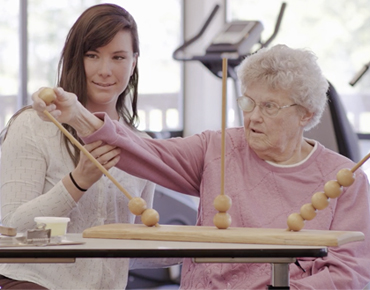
[200,127,246,145]
[309,141,368,181]
[316,141,358,168]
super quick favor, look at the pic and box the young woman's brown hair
[2,3,140,166]
[59,3,140,165]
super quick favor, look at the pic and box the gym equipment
[173,2,287,125]
[304,82,361,162]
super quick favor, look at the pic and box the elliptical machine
[173,2,287,125]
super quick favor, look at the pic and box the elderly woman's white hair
[237,44,329,131]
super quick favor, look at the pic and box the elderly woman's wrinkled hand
[32,87,80,125]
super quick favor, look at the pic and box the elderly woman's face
[241,82,311,162]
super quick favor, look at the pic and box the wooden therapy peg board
[82,223,364,247]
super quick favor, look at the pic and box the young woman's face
[84,30,137,114]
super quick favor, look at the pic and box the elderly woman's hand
[32,87,81,126]
[32,86,104,137]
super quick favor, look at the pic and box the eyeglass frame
[237,95,297,117]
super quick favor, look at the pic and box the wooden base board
[82,223,364,247]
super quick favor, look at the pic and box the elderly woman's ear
[299,108,314,128]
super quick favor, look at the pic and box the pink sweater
[83,113,370,289]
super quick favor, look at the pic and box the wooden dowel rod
[42,110,133,201]
[221,58,228,196]
[351,151,370,173]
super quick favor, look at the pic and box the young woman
[0,4,160,289]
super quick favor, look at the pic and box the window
[0,0,183,136]
[0,0,19,131]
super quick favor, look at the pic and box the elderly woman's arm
[32,88,204,196]
[81,112,204,196]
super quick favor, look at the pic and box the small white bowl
[34,217,70,237]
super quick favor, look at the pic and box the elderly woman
[32,44,370,289]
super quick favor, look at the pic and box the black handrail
[172,5,220,61]
[260,2,287,48]
[349,61,370,86]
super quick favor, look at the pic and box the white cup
[34,217,70,238]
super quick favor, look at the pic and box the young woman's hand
[63,140,121,201]
[73,140,121,190]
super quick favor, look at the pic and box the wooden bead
[311,191,329,210]
[287,213,305,231]
[213,212,231,229]
[213,194,232,212]
[300,203,317,220]
[324,180,343,198]
[128,197,147,215]
[39,88,56,105]
[141,209,160,227]
[336,168,355,187]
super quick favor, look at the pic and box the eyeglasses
[237,95,297,117]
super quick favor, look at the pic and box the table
[0,233,327,289]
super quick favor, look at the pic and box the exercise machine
[173,2,287,125]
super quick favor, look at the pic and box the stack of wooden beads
[213,194,232,229]
[287,167,357,231]
[128,197,160,227]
